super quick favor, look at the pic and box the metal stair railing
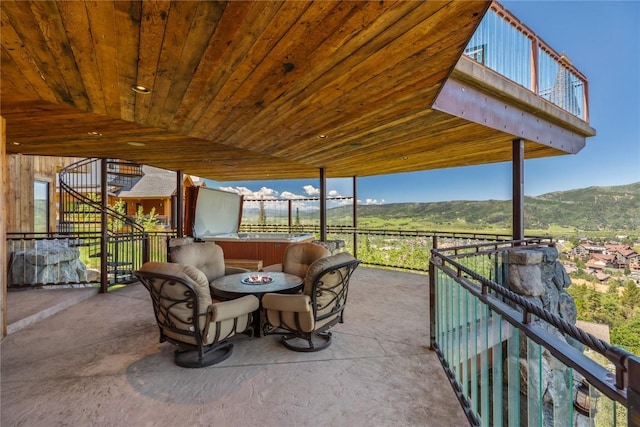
[58,158,148,291]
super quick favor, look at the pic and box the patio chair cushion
[262,294,313,332]
[139,261,212,339]
[169,242,227,283]
[262,252,360,351]
[262,242,331,278]
[137,261,259,348]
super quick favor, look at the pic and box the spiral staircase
[58,158,147,290]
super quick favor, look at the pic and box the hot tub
[210,233,315,242]
[189,188,316,266]
[202,233,315,266]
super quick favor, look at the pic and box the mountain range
[330,182,640,233]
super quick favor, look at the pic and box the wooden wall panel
[5,154,80,232]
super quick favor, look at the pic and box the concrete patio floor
[1,267,469,427]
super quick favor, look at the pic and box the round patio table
[211,272,303,299]
[211,272,303,337]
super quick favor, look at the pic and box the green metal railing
[430,238,638,426]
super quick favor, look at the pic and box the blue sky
[208,1,640,204]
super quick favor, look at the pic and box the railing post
[429,254,436,351]
[630,356,640,427]
[429,236,438,351]
[530,36,539,94]
[142,232,150,264]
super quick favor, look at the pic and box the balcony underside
[1,1,594,181]
[1,267,469,426]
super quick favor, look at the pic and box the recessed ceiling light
[127,141,145,147]
[402,156,409,160]
[131,84,151,94]
[12,141,20,145]
[318,134,328,139]
[88,131,102,136]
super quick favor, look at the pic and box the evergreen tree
[135,206,160,231]
[621,281,640,312]
[610,314,640,355]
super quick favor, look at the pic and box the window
[34,180,49,233]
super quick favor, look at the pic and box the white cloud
[218,186,239,194]
[254,186,278,199]
[218,184,354,208]
[303,185,320,196]
[362,198,385,205]
[280,191,305,199]
[291,201,314,211]
[327,198,351,207]
[218,185,281,199]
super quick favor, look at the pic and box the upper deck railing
[465,2,589,121]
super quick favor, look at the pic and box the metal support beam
[319,168,327,241]
[352,176,358,257]
[512,139,524,242]
[100,158,108,293]
[176,170,184,238]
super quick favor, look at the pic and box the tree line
[567,275,640,355]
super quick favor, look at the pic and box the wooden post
[1,116,7,338]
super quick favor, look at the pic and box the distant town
[560,238,640,285]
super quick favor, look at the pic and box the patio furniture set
[135,241,360,368]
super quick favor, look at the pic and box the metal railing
[6,232,101,288]
[238,223,515,272]
[58,158,148,291]
[430,238,638,426]
[465,2,589,121]
[6,230,175,289]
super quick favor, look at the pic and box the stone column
[507,247,588,427]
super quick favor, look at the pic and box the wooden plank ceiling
[0,0,549,181]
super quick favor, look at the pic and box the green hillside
[328,182,640,233]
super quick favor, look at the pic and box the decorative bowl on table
[241,275,274,285]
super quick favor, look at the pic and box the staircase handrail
[59,158,145,234]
